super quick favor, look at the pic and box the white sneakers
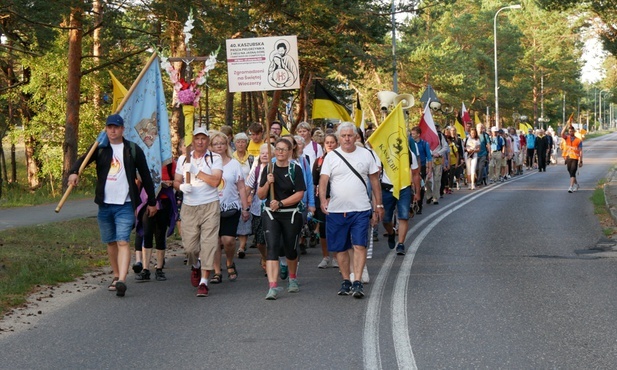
[317,256,339,269]
[350,266,370,284]
[568,184,580,193]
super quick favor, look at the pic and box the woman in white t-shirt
[209,131,250,283]
[464,128,481,190]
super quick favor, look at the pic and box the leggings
[262,210,303,261]
[136,198,172,251]
[565,158,579,178]
[526,148,535,168]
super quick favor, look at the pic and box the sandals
[237,248,246,259]
[227,263,238,282]
[210,273,222,284]
[108,277,119,291]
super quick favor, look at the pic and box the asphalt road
[1,133,617,369]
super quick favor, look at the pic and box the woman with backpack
[257,138,306,300]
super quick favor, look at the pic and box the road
[1,133,617,369]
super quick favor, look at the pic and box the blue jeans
[97,202,134,243]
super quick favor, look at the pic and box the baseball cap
[106,114,124,126]
[490,126,498,132]
[193,127,209,136]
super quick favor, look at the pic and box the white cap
[490,126,498,132]
[193,126,209,136]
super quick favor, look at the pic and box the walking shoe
[288,279,300,293]
[387,233,396,250]
[279,262,289,280]
[196,283,209,297]
[318,257,331,269]
[433,200,439,205]
[574,183,580,192]
[568,186,573,193]
[352,281,365,299]
[396,243,406,256]
[155,269,166,281]
[331,257,339,268]
[338,280,352,296]
[115,281,127,297]
[191,267,200,287]
[361,266,370,284]
[135,269,150,282]
[132,262,143,274]
[265,287,283,300]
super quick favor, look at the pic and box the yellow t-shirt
[247,140,264,157]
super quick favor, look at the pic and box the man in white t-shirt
[380,150,421,256]
[174,127,223,298]
[319,122,384,299]
[68,114,158,297]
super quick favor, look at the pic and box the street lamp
[494,4,522,129]
[600,90,609,129]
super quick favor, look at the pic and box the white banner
[226,35,300,92]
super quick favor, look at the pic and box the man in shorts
[68,114,158,297]
[319,122,384,299]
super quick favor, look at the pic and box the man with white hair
[319,122,384,298]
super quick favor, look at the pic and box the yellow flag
[367,102,410,199]
[281,126,290,135]
[354,94,363,128]
[109,71,128,113]
[474,112,482,124]
[454,121,466,139]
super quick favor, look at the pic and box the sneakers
[190,267,200,287]
[331,257,339,268]
[135,269,150,281]
[352,281,365,299]
[155,269,166,281]
[338,280,352,296]
[279,263,289,280]
[574,183,580,192]
[115,281,127,297]
[568,186,573,193]
[288,278,300,293]
[433,200,439,205]
[387,233,396,250]
[132,262,143,274]
[361,266,370,284]
[196,283,209,297]
[396,243,406,256]
[318,257,331,269]
[265,287,283,300]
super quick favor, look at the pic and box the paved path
[0,198,97,231]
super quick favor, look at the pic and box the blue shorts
[326,210,371,252]
[382,186,412,223]
[97,202,135,244]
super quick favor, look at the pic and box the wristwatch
[376,204,384,209]
[278,200,284,208]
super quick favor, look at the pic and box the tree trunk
[266,90,282,125]
[62,7,83,191]
[294,72,312,131]
[92,0,103,111]
[25,133,40,189]
[240,92,248,130]
[225,88,234,127]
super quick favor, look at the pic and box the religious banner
[226,35,300,92]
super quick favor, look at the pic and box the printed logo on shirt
[107,155,122,181]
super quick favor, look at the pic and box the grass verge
[591,177,617,237]
[0,218,106,316]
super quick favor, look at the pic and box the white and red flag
[419,101,439,150]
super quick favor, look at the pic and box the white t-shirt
[104,143,130,204]
[245,163,266,216]
[303,140,323,169]
[320,147,379,213]
[381,151,419,187]
[219,159,244,211]
[176,150,223,206]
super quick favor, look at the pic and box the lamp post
[600,90,609,129]
[494,4,522,129]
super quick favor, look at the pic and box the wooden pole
[262,91,275,201]
[55,52,159,213]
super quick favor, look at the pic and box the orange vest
[562,136,581,160]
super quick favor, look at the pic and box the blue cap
[106,114,124,126]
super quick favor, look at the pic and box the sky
[581,37,607,84]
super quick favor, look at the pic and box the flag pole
[262,92,275,200]
[55,52,159,213]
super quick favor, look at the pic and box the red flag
[461,102,472,123]
[419,102,439,150]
